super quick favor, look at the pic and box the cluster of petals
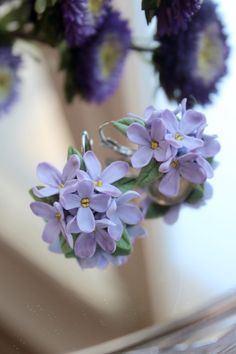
[127,99,220,197]
[30,152,143,264]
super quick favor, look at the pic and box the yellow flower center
[58,183,64,189]
[175,133,184,141]
[55,212,61,221]
[171,160,179,169]
[81,198,90,208]
[95,180,103,187]
[100,40,121,78]
[151,140,159,150]
[88,0,103,14]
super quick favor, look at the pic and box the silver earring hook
[81,131,93,154]
[98,122,134,157]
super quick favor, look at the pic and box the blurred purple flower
[107,191,143,241]
[30,201,73,247]
[159,153,206,197]
[62,0,111,47]
[156,0,202,37]
[0,47,22,114]
[61,180,110,233]
[33,155,80,198]
[81,150,129,196]
[74,9,131,103]
[127,119,172,168]
[154,1,230,105]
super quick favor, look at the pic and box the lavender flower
[81,151,129,196]
[61,179,110,233]
[156,0,202,37]
[107,191,143,241]
[154,0,229,105]
[127,119,172,168]
[33,155,80,198]
[159,153,206,197]
[30,201,73,247]
[74,9,131,103]
[0,47,22,114]
[62,0,111,47]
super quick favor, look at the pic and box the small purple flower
[81,150,129,196]
[62,0,111,47]
[74,9,131,103]
[74,218,116,259]
[107,191,143,241]
[154,1,230,105]
[61,180,110,233]
[127,119,172,168]
[163,109,205,150]
[156,0,202,37]
[0,47,22,114]
[33,155,80,198]
[159,153,206,197]
[30,201,73,247]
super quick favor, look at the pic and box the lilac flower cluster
[30,151,144,269]
[127,99,220,198]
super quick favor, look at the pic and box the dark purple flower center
[81,198,90,208]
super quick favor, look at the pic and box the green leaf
[112,117,145,136]
[35,0,47,14]
[29,187,58,204]
[0,2,31,32]
[113,177,137,193]
[67,145,86,170]
[60,235,75,258]
[186,185,204,204]
[136,159,162,188]
[141,0,158,10]
[113,228,132,257]
[145,202,170,219]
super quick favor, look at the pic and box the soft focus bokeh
[0,1,235,353]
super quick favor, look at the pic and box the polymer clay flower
[159,153,206,197]
[81,150,129,196]
[153,0,229,105]
[163,109,205,150]
[62,0,111,47]
[74,9,131,103]
[61,179,110,233]
[0,47,22,114]
[127,119,172,168]
[30,201,73,247]
[107,191,143,241]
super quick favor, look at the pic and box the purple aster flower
[30,201,73,247]
[74,218,116,259]
[74,9,131,103]
[62,0,111,47]
[61,179,110,233]
[162,108,205,150]
[0,47,22,114]
[156,0,202,37]
[107,191,143,241]
[159,153,206,197]
[80,150,129,197]
[33,155,80,198]
[154,1,230,105]
[127,119,172,169]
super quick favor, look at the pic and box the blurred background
[0,1,236,353]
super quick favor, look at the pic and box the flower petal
[96,218,115,229]
[151,118,166,141]
[161,109,178,133]
[153,142,172,161]
[42,220,60,243]
[32,186,59,198]
[131,146,153,168]
[90,194,110,212]
[83,151,101,180]
[117,191,140,206]
[197,156,214,178]
[96,184,121,197]
[108,218,123,241]
[180,110,206,135]
[37,162,62,187]
[77,179,94,198]
[180,162,206,184]
[101,161,129,184]
[127,123,150,145]
[159,170,180,197]
[61,193,80,210]
[117,204,143,225]
[77,207,95,232]
[62,155,80,182]
[30,202,55,219]
[75,233,96,258]
[182,135,204,150]
[96,229,116,254]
